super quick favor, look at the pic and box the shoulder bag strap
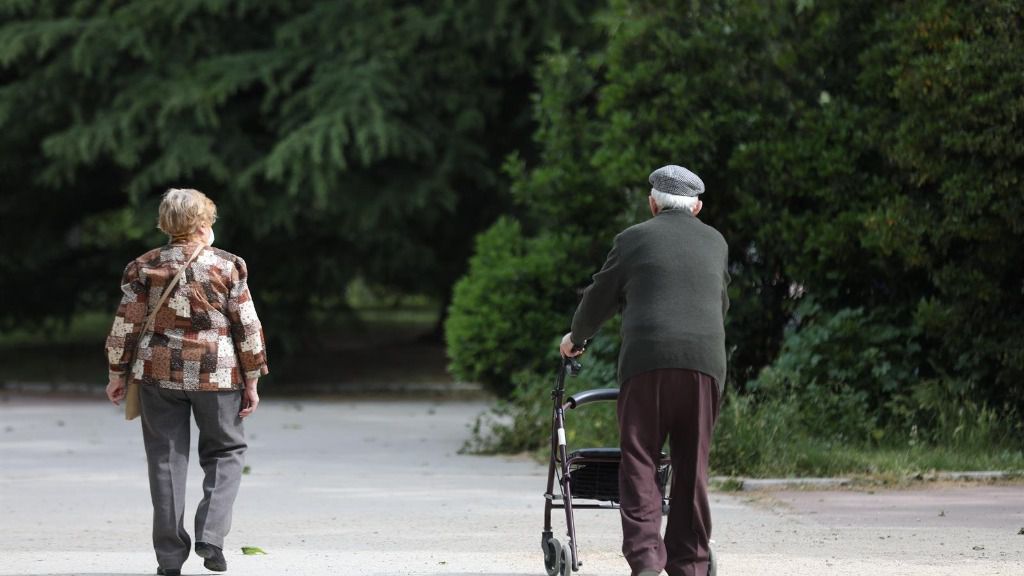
[122,245,205,421]
[138,245,206,339]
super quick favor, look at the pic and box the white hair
[651,188,698,212]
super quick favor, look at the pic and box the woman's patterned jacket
[105,241,269,391]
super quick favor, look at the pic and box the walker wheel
[543,536,562,576]
[560,540,574,573]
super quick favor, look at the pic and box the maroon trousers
[618,369,720,576]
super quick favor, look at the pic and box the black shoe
[156,568,181,576]
[195,541,227,572]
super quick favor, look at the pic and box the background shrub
[446,218,591,395]
[452,0,1024,474]
[748,301,920,443]
[463,325,622,453]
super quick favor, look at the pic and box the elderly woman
[104,188,269,576]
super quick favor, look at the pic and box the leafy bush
[710,394,800,477]
[445,218,592,395]
[463,328,622,453]
[748,302,920,443]
[856,0,1024,416]
[712,390,1024,477]
[747,301,1023,450]
[905,378,1022,450]
[455,0,1024,473]
[464,315,1023,477]
[710,394,886,478]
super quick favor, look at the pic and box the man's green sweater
[570,208,730,391]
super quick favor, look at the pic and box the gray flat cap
[649,165,704,197]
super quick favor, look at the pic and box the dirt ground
[1,395,1021,576]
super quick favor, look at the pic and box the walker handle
[564,356,583,376]
[570,339,589,355]
[562,339,590,376]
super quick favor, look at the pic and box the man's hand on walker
[106,374,126,406]
[239,379,260,418]
[560,332,583,358]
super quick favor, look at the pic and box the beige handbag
[123,246,205,420]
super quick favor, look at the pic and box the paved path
[1,396,1021,575]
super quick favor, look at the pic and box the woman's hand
[106,374,126,406]
[239,379,259,418]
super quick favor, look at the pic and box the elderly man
[560,165,729,576]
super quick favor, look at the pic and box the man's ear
[692,200,703,216]
[649,195,659,216]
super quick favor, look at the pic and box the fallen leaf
[242,466,251,475]
[972,545,984,551]
[241,546,267,555]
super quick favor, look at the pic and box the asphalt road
[1,396,1021,575]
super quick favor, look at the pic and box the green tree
[449,0,1023,449]
[0,0,593,344]
[858,0,1024,412]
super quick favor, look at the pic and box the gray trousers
[140,385,247,569]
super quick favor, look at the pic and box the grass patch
[713,439,1024,479]
[711,477,745,491]
[0,311,111,346]
[710,393,1024,478]
[463,374,1024,479]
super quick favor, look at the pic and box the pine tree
[0,0,592,336]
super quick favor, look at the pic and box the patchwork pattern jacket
[105,242,269,391]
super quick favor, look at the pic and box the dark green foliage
[503,45,625,238]
[710,391,1024,477]
[857,0,1024,411]
[710,394,804,477]
[0,0,593,344]
[446,42,629,394]
[462,328,622,454]
[750,302,920,444]
[453,0,1024,467]
[445,218,591,395]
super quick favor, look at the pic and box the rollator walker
[540,348,717,576]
